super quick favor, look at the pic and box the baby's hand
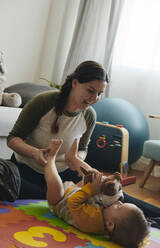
[91,172,103,194]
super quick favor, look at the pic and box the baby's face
[103,201,137,221]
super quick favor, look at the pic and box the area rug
[0,199,159,248]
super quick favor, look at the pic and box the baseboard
[131,156,160,177]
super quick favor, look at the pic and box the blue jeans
[122,192,160,217]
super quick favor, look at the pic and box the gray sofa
[0,82,54,159]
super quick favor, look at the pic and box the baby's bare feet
[65,139,79,171]
[65,138,78,162]
[47,139,63,158]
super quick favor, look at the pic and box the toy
[80,167,123,207]
[2,92,22,107]
[96,121,129,176]
[0,51,7,84]
[86,120,130,174]
[0,50,7,105]
[86,98,149,169]
[121,175,136,186]
[86,121,136,186]
[0,50,22,108]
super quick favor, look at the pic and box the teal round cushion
[143,140,160,161]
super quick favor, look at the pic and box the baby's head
[103,201,150,248]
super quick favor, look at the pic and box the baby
[45,139,149,248]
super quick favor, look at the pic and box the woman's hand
[8,137,50,167]
[32,148,48,167]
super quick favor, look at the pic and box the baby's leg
[45,139,64,206]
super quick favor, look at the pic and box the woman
[7,60,108,199]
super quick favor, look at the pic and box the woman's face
[71,79,107,111]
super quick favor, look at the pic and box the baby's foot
[65,138,78,166]
[47,139,63,158]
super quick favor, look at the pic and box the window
[113,0,160,71]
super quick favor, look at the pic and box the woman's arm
[8,137,48,166]
[7,92,58,166]
[66,138,99,176]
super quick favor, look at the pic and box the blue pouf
[86,98,149,171]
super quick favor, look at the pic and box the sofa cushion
[4,82,54,107]
[0,106,22,136]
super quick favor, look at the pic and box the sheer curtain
[40,0,124,96]
[110,0,160,174]
[62,0,124,96]
[111,0,160,140]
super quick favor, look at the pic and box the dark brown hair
[109,206,150,248]
[52,60,108,132]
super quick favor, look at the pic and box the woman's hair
[52,60,108,133]
[109,206,150,248]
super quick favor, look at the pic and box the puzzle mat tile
[0,200,159,248]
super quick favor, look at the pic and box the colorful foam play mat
[0,199,159,248]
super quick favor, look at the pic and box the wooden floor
[104,169,160,207]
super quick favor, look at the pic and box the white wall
[110,65,160,175]
[110,65,160,140]
[0,0,52,86]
